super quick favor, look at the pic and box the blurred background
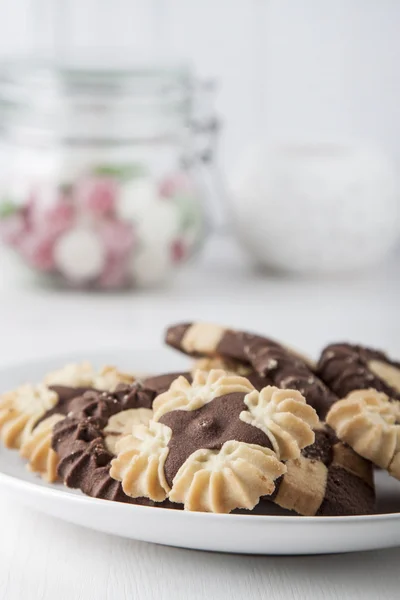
[1,1,400,167]
[0,0,399,361]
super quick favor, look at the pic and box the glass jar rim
[0,56,194,107]
[0,56,202,144]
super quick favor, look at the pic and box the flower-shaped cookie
[0,384,58,448]
[169,441,285,513]
[6,364,135,481]
[45,362,135,391]
[110,420,172,501]
[241,387,318,460]
[44,362,98,387]
[52,389,159,505]
[153,369,255,420]
[104,407,153,454]
[111,373,318,513]
[20,414,64,482]
[327,389,400,479]
[191,358,269,391]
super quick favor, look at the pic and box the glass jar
[0,59,217,289]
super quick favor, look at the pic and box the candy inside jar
[0,167,204,288]
[0,60,215,289]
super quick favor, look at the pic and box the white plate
[1,349,400,555]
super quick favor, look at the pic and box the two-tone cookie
[110,370,318,513]
[52,385,155,503]
[266,423,375,516]
[166,322,335,418]
[0,362,133,451]
[317,343,400,400]
[191,357,269,391]
[2,363,135,481]
[20,369,191,483]
[166,322,281,364]
[318,343,400,480]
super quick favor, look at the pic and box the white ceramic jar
[230,143,400,274]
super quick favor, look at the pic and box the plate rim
[1,466,399,525]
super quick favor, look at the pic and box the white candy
[119,177,180,245]
[118,178,158,222]
[131,244,173,287]
[54,227,105,282]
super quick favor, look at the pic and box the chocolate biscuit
[166,322,335,418]
[317,342,400,400]
[246,339,337,418]
[110,371,318,513]
[318,344,400,481]
[269,425,375,516]
[52,386,175,507]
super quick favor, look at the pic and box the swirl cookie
[245,338,337,419]
[0,362,93,450]
[326,390,400,480]
[19,369,192,483]
[166,322,335,418]
[110,370,318,513]
[51,385,162,504]
[0,362,135,451]
[317,343,400,480]
[166,322,279,363]
[267,423,375,516]
[13,364,135,481]
[191,357,269,391]
[317,343,400,400]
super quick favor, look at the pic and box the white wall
[0,0,399,172]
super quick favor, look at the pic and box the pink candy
[78,177,117,216]
[42,201,75,238]
[97,219,135,258]
[0,213,27,246]
[19,233,56,271]
[171,238,186,263]
[159,174,192,199]
[0,169,200,288]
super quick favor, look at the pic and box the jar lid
[0,57,196,144]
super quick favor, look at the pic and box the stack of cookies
[1,321,399,516]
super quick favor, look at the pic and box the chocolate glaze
[51,389,179,508]
[42,374,188,432]
[302,428,333,466]
[165,323,277,363]
[165,323,336,419]
[317,343,400,400]
[216,330,279,364]
[317,466,375,516]
[159,392,273,487]
[37,381,155,429]
[35,385,95,426]
[165,323,193,354]
[269,424,375,516]
[246,370,273,391]
[142,372,192,396]
[245,340,337,419]
[53,416,154,505]
[48,385,95,403]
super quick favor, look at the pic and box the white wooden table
[1,236,400,600]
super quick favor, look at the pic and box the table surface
[1,236,400,600]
